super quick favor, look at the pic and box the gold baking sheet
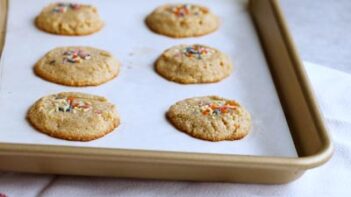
[0,0,333,184]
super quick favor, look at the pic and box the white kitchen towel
[0,61,350,197]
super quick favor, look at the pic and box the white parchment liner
[0,0,297,157]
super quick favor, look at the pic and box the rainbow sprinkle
[63,49,91,63]
[54,96,92,113]
[170,4,202,17]
[199,100,239,116]
[52,3,81,13]
[171,4,191,17]
[183,45,214,59]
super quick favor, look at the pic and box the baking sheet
[0,0,297,157]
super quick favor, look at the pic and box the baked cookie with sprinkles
[35,2,104,35]
[167,96,251,141]
[156,44,232,84]
[27,92,120,141]
[35,46,120,86]
[146,4,219,38]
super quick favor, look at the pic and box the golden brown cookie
[34,46,120,86]
[146,4,219,38]
[35,2,104,35]
[156,44,232,84]
[167,96,251,141]
[27,92,120,141]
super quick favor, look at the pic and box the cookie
[34,46,120,86]
[27,92,120,141]
[146,4,219,38]
[167,96,251,141]
[35,2,104,35]
[156,44,232,84]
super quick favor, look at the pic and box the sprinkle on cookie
[170,4,205,17]
[171,4,191,17]
[52,3,81,13]
[53,96,92,113]
[199,100,239,116]
[63,49,91,63]
[183,45,214,59]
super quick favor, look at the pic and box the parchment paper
[0,0,297,157]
